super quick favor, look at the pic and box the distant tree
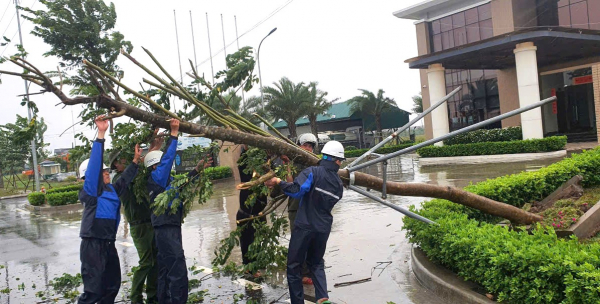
[301,82,337,149]
[412,93,423,114]
[349,89,397,141]
[263,77,311,139]
[0,115,48,188]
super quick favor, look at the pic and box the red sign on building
[551,88,557,114]
[573,75,593,85]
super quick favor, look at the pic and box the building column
[427,63,448,146]
[592,64,600,143]
[514,42,544,139]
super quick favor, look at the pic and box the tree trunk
[26,79,542,225]
[375,115,383,143]
[287,120,297,140]
[309,115,320,153]
[0,167,4,189]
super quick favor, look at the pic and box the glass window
[570,1,589,29]
[590,0,600,30]
[466,24,481,43]
[441,16,453,32]
[479,19,494,39]
[432,20,441,34]
[558,6,571,26]
[542,0,596,28]
[478,3,492,20]
[465,7,479,25]
[428,3,493,53]
[432,34,442,52]
[444,69,499,131]
[454,27,468,46]
[452,12,466,29]
[441,31,451,50]
[470,69,484,80]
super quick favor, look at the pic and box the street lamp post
[257,27,277,130]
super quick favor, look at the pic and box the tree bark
[10,67,544,225]
[375,115,383,143]
[0,167,4,189]
[309,115,320,153]
[287,120,297,140]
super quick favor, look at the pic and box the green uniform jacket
[113,175,153,224]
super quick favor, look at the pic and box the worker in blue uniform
[78,115,141,304]
[145,119,211,304]
[265,140,345,304]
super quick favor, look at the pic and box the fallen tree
[0,49,542,224]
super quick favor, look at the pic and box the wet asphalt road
[0,154,563,303]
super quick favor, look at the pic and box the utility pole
[189,11,200,91]
[15,0,40,191]
[234,15,245,105]
[173,10,183,112]
[206,13,215,84]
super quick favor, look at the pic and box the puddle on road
[0,154,565,303]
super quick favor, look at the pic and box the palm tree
[301,82,338,150]
[412,93,423,114]
[263,77,311,139]
[349,89,397,142]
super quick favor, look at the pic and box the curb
[24,203,83,213]
[411,246,495,304]
[419,150,566,166]
[0,193,29,200]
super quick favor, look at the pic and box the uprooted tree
[0,46,543,225]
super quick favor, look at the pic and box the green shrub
[417,136,566,158]
[403,147,600,303]
[204,166,232,180]
[65,176,77,182]
[443,126,522,145]
[345,146,357,151]
[46,190,79,206]
[46,183,83,194]
[345,143,415,158]
[28,192,46,206]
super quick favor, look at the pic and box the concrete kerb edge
[0,193,29,200]
[411,245,495,304]
[24,202,83,213]
[419,150,567,166]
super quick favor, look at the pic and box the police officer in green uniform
[110,141,161,304]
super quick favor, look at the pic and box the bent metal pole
[347,96,557,173]
[346,86,462,169]
[349,185,436,224]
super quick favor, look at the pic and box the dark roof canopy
[406,28,600,70]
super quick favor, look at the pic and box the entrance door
[555,83,595,133]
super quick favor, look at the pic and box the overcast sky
[0,0,424,153]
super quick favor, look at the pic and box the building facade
[395,0,600,143]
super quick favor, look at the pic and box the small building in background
[270,100,410,148]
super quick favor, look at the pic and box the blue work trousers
[287,226,330,304]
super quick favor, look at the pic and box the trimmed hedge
[46,190,79,206]
[204,166,233,180]
[403,147,600,303]
[46,183,83,194]
[345,143,415,158]
[443,126,522,145]
[28,192,46,206]
[417,136,566,158]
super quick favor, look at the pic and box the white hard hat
[144,150,163,167]
[298,133,317,146]
[79,159,109,178]
[321,141,345,160]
